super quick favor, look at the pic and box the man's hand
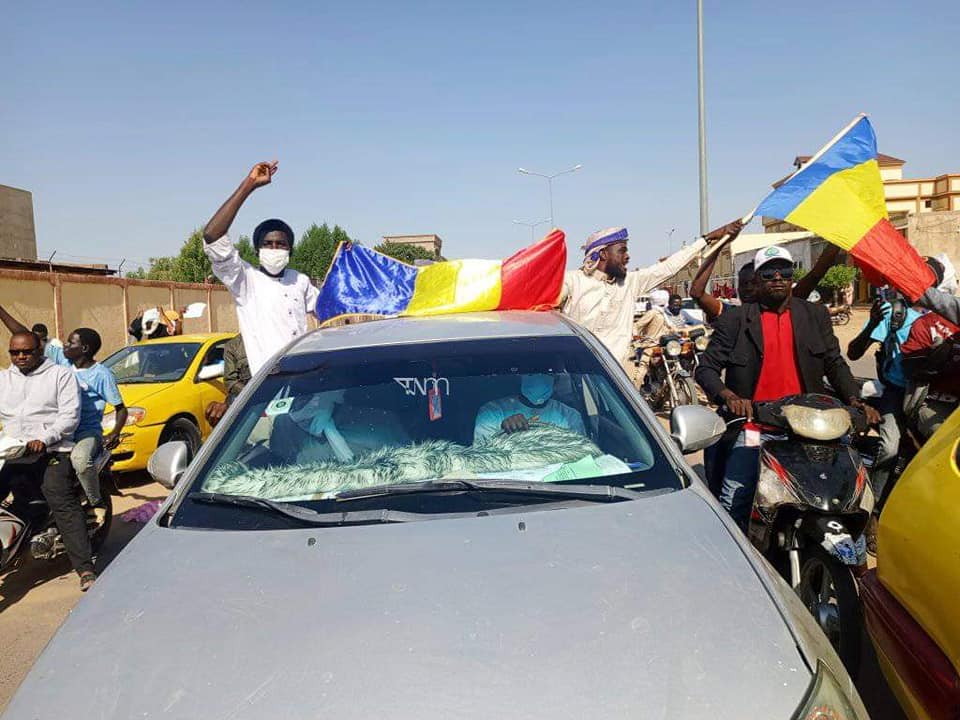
[246,161,278,190]
[205,401,228,428]
[704,219,744,245]
[26,440,47,455]
[719,390,753,421]
[850,399,882,427]
[501,413,538,434]
[103,432,122,451]
[868,299,886,327]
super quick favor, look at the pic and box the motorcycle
[745,393,873,672]
[0,451,114,573]
[829,304,852,326]
[639,333,700,411]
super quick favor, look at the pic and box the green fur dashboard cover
[204,424,603,501]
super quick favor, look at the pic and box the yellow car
[100,333,236,473]
[860,405,960,720]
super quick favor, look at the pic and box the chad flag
[755,115,934,301]
[315,230,566,326]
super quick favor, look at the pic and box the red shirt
[753,308,803,402]
[901,312,960,397]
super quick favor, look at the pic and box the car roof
[289,311,578,355]
[137,332,235,345]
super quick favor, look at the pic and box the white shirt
[474,397,586,443]
[560,239,708,362]
[205,234,320,375]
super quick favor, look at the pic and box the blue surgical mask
[520,374,554,406]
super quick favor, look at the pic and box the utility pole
[697,0,709,235]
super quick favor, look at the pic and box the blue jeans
[720,429,779,529]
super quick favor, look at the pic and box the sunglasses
[757,266,795,281]
[8,348,37,356]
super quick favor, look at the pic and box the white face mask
[259,248,290,276]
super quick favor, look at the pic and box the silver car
[4,311,868,719]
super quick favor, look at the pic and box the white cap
[754,245,794,271]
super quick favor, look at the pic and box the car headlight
[102,407,147,433]
[782,404,851,441]
[795,661,866,719]
[664,339,682,357]
[694,335,709,351]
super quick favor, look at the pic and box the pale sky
[4,0,957,272]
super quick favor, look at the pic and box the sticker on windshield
[265,397,295,417]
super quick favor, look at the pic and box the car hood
[5,491,812,720]
[110,382,174,411]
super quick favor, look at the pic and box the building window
[924,199,933,209]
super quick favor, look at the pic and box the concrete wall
[0,185,37,260]
[0,269,241,368]
[908,211,960,274]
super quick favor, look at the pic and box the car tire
[160,418,201,463]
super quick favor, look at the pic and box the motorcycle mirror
[670,405,726,455]
[147,441,189,490]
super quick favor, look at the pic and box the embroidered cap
[582,227,629,260]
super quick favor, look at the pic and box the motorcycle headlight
[782,404,851,441]
[755,452,803,519]
[794,661,866,719]
[665,339,682,357]
[102,407,147,433]
[694,335,709,351]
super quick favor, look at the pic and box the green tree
[820,265,858,289]
[374,241,435,265]
[291,223,351,282]
[236,235,258,265]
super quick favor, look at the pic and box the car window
[200,340,228,368]
[103,343,202,384]
[172,336,678,530]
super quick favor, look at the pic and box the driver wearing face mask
[202,160,320,375]
[473,374,586,443]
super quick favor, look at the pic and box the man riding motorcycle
[695,245,879,527]
[0,331,97,591]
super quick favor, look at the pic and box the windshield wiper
[187,491,426,526]
[334,479,652,504]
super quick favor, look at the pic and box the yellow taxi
[100,333,236,473]
[860,406,960,720]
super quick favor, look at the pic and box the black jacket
[696,298,860,406]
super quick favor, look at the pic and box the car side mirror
[197,362,224,381]
[148,441,189,489]
[670,405,726,454]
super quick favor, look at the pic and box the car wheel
[797,548,862,674]
[160,418,201,462]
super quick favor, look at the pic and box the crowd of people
[3,158,959,590]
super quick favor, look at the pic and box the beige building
[0,184,38,260]
[381,234,444,259]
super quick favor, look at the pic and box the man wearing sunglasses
[0,331,96,590]
[696,245,879,527]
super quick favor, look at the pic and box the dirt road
[0,474,167,713]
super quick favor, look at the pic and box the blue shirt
[73,363,123,437]
[45,342,68,367]
[865,304,922,389]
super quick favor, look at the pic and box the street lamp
[517,164,583,227]
[513,218,552,242]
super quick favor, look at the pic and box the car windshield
[103,342,201,384]
[172,336,679,530]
